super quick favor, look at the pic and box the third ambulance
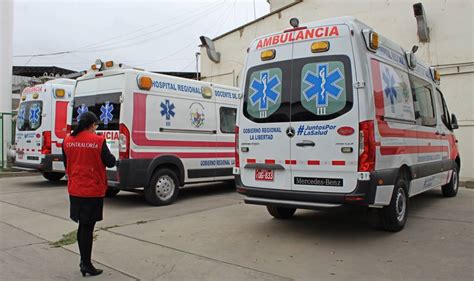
[15,79,75,181]
[235,17,461,232]
[70,60,239,205]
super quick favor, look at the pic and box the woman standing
[62,112,116,277]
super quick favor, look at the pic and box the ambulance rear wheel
[380,176,409,232]
[42,172,65,182]
[266,205,296,219]
[145,168,179,206]
[105,187,120,197]
[442,164,459,197]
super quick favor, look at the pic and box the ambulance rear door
[239,34,294,191]
[73,74,124,172]
[290,24,360,193]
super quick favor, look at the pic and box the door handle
[296,140,315,147]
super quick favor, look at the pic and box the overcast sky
[12,0,269,72]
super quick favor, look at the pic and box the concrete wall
[200,0,474,177]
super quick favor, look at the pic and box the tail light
[358,120,375,172]
[119,123,130,159]
[66,125,72,135]
[41,131,52,154]
[235,126,240,168]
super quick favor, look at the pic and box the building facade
[199,0,474,178]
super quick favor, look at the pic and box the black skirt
[69,195,104,224]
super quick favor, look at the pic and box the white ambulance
[235,17,461,231]
[70,60,239,204]
[15,79,75,181]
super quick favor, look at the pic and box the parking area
[0,175,473,280]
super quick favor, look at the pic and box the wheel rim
[155,175,175,200]
[452,170,459,192]
[395,188,406,222]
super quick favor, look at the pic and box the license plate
[255,169,274,181]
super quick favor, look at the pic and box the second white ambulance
[70,60,239,205]
[15,79,75,181]
[235,17,461,232]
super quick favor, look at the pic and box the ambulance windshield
[17,101,43,131]
[243,55,352,123]
[72,92,121,131]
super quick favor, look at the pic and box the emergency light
[94,59,103,71]
[369,32,379,50]
[137,76,153,90]
[105,61,114,68]
[311,41,330,53]
[260,49,276,61]
[430,67,441,83]
[32,93,39,99]
[55,89,65,98]
[201,86,213,99]
[21,95,26,101]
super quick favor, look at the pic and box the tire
[105,188,120,198]
[442,164,459,198]
[144,168,179,206]
[266,205,296,219]
[42,172,65,182]
[380,175,409,232]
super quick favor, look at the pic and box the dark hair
[71,112,99,136]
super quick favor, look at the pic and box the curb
[0,171,40,178]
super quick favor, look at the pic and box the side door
[215,102,237,179]
[409,74,443,195]
[239,40,293,191]
[290,24,359,193]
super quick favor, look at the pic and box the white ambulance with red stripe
[69,60,239,204]
[15,79,75,181]
[235,17,461,231]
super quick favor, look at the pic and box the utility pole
[0,0,14,169]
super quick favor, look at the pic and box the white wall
[200,0,474,177]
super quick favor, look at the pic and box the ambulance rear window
[17,101,43,131]
[72,92,121,131]
[292,55,353,121]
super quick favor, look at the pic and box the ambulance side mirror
[451,114,459,130]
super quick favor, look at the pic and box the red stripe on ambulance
[131,151,234,159]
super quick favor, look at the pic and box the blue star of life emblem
[77,104,88,121]
[160,99,175,121]
[383,67,397,105]
[100,101,114,125]
[18,106,26,125]
[303,63,343,108]
[249,71,281,111]
[29,105,41,126]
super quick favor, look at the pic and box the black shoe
[80,262,103,277]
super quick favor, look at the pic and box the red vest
[64,131,107,197]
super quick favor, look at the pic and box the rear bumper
[107,159,150,189]
[236,169,398,208]
[14,154,62,172]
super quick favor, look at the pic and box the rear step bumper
[14,154,62,172]
[245,197,342,209]
[235,170,398,208]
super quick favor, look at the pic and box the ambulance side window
[410,75,436,127]
[220,107,236,133]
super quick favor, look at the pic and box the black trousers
[77,222,96,266]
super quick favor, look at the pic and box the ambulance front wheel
[266,205,296,219]
[442,163,459,198]
[42,172,65,182]
[145,168,179,206]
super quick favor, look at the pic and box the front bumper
[235,169,397,209]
